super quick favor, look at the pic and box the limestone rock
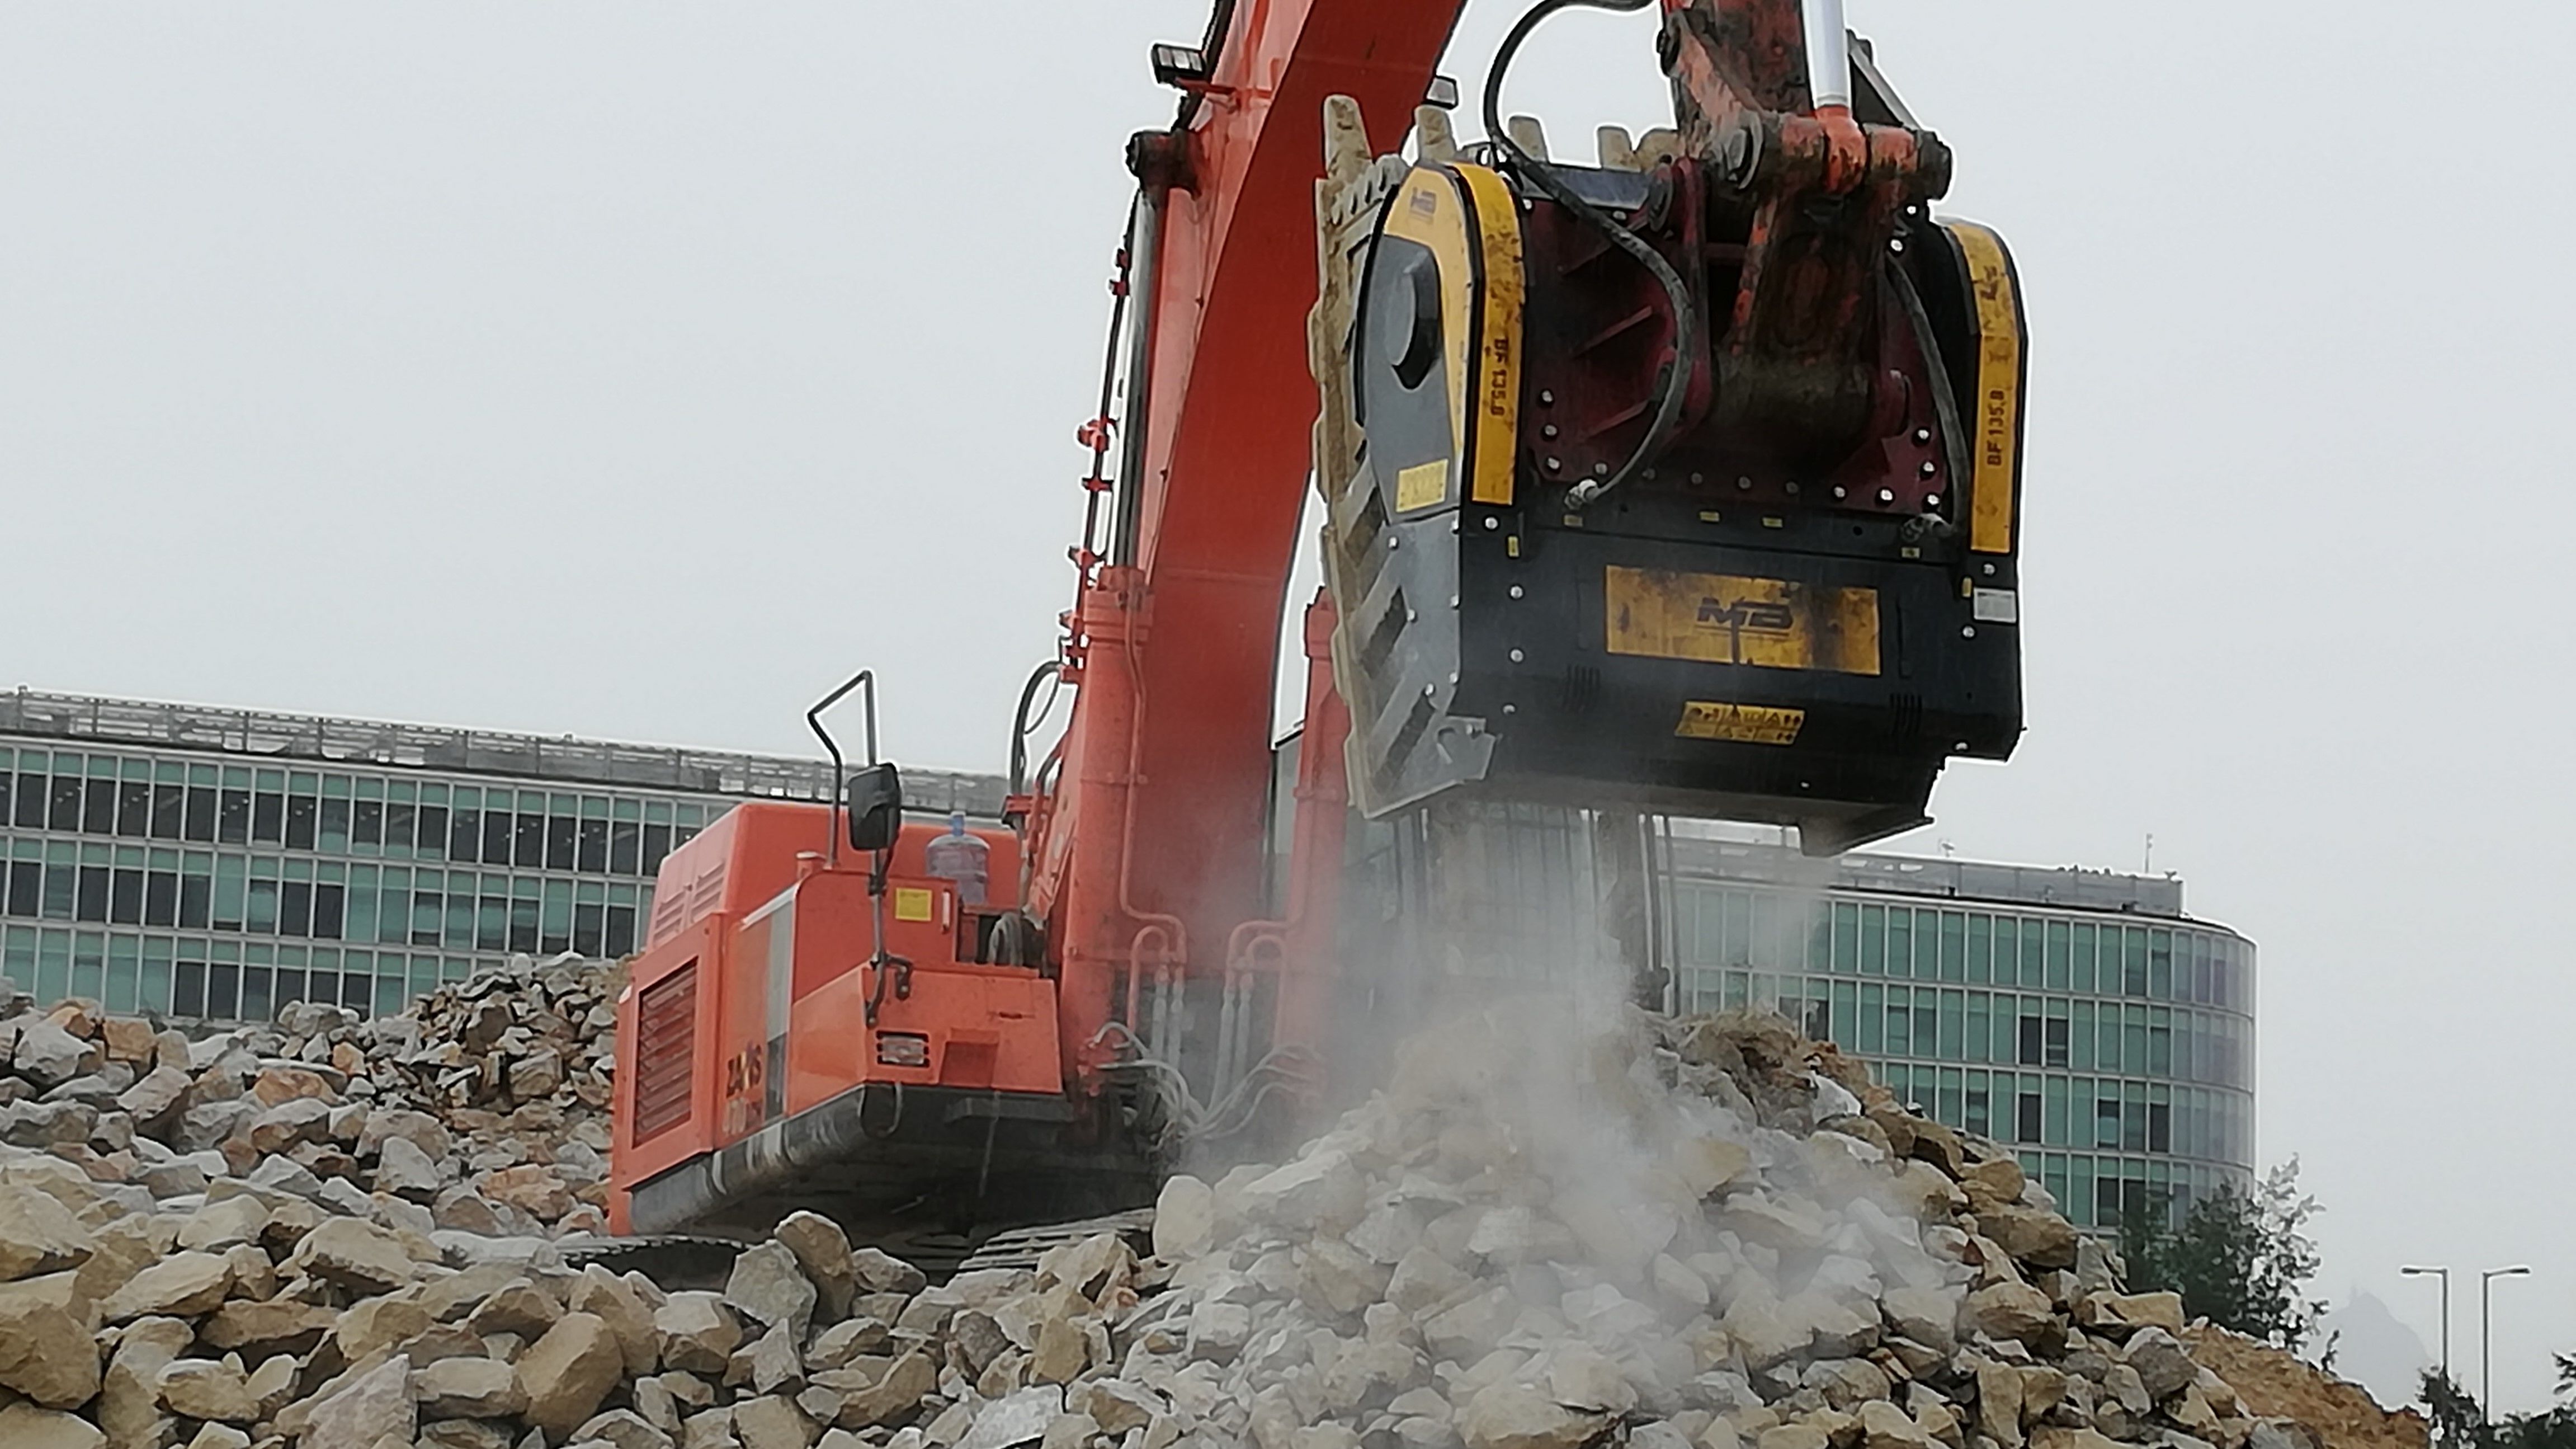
[100,1250,232,1321]
[1458,1381,1607,1449]
[0,1401,107,1449]
[0,1291,101,1407]
[520,1311,625,1434]
[0,1181,96,1281]
[726,1241,819,1338]
[292,1216,418,1295]
[157,1358,258,1423]
[1960,1281,2054,1347]
[773,1213,858,1320]
[658,1292,744,1375]
[1151,1175,1215,1262]
[414,1355,529,1419]
[298,1353,418,1449]
[2120,1326,2196,1401]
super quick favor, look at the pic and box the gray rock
[2122,1326,2197,1401]
[959,1386,1065,1449]
[414,1356,530,1419]
[298,1353,418,1449]
[12,1020,89,1089]
[725,1241,819,1338]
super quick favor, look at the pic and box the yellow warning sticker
[1604,566,1881,676]
[1677,702,1807,745]
[893,887,934,923]
[1394,459,1449,512]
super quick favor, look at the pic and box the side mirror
[846,763,904,853]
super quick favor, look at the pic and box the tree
[2419,1361,2576,1449]
[2121,1158,2330,1355]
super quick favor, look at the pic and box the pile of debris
[0,953,621,1244]
[0,974,2408,1449]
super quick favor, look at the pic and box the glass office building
[0,689,1004,1026]
[1339,801,2257,1235]
[1659,830,2256,1232]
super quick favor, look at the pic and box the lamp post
[2402,1265,2451,1377]
[2481,1265,2533,1422]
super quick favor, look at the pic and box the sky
[6,0,2571,1412]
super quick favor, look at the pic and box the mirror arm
[805,668,881,873]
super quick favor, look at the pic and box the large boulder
[519,1311,625,1434]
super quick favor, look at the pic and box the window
[319,797,351,853]
[515,812,545,867]
[5,861,38,916]
[478,887,507,952]
[313,883,345,940]
[2045,1010,2069,1068]
[149,783,183,840]
[178,858,211,929]
[450,807,479,862]
[206,948,240,1019]
[110,868,143,925]
[149,866,182,926]
[218,789,251,845]
[117,782,152,838]
[280,881,313,938]
[252,791,284,844]
[641,823,672,876]
[611,817,641,876]
[184,787,216,842]
[1964,1078,1989,1137]
[605,901,637,956]
[2016,1091,2041,1143]
[508,883,539,953]
[50,778,85,832]
[174,951,207,1018]
[2018,1011,2044,1066]
[76,866,109,923]
[417,805,448,859]
[578,818,608,874]
[2096,1094,2121,1149]
[545,813,577,872]
[384,802,415,860]
[540,878,575,952]
[2150,1099,2172,1154]
[412,888,443,947]
[353,799,384,851]
[480,809,511,865]
[247,869,278,934]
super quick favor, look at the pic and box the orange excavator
[607,0,2028,1248]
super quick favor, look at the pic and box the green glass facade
[0,690,1005,1024]
[1662,839,2256,1233]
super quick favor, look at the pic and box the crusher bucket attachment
[1307,11,2028,855]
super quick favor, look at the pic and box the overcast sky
[7,0,2569,1410]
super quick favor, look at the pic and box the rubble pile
[0,953,621,1241]
[0,978,2397,1449]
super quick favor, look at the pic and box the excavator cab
[1314,12,2028,854]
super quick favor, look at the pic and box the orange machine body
[608,803,1092,1235]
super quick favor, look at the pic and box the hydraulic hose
[1482,0,1698,510]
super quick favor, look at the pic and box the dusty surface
[2184,1323,2431,1449]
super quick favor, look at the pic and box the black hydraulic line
[1078,198,1140,575]
[1110,186,1168,567]
[1008,660,1064,797]
[1483,0,1697,511]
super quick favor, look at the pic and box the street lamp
[2481,1265,2533,1422]
[2402,1265,2451,1376]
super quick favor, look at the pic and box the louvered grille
[631,962,697,1144]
